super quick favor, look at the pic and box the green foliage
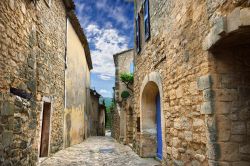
[105,100,114,129]
[120,73,134,85]
[121,91,130,99]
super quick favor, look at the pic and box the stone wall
[64,19,90,148]
[112,49,134,143]
[133,0,250,165]
[0,0,67,164]
[111,106,120,140]
[97,105,106,136]
[125,98,133,145]
[89,92,99,136]
[113,49,134,102]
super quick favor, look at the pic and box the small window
[136,14,141,53]
[130,61,134,74]
[144,0,150,41]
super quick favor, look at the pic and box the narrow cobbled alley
[40,135,160,166]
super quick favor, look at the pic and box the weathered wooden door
[40,102,51,157]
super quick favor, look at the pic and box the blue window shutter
[144,0,150,40]
[136,14,141,53]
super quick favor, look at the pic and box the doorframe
[139,72,165,159]
[38,96,53,158]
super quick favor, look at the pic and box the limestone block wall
[111,106,120,140]
[89,93,99,136]
[113,49,134,102]
[0,0,66,164]
[112,49,134,143]
[125,98,134,145]
[98,106,106,136]
[133,0,250,165]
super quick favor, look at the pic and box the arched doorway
[140,72,164,160]
[203,7,250,165]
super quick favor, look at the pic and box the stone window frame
[44,0,52,8]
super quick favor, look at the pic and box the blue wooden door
[156,93,162,160]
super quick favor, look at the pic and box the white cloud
[99,89,112,97]
[96,0,107,10]
[75,1,85,12]
[86,24,100,35]
[74,1,131,81]
[95,0,132,29]
[86,24,128,80]
[99,75,112,80]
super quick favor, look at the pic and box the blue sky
[74,0,134,98]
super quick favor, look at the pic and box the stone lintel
[203,7,250,51]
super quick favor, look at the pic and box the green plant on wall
[121,90,130,99]
[120,72,134,92]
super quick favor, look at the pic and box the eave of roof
[63,0,75,10]
[113,48,134,58]
[90,89,101,98]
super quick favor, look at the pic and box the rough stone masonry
[0,0,68,165]
[132,0,250,165]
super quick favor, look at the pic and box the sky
[74,0,134,98]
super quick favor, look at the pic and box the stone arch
[203,7,250,51]
[202,7,250,165]
[139,72,165,159]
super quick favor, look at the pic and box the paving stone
[41,136,160,166]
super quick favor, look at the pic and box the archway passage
[207,8,250,164]
[141,81,163,159]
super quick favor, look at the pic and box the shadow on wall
[66,113,71,147]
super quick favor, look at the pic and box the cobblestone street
[40,136,160,166]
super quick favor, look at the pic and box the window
[130,61,134,74]
[136,14,141,53]
[144,0,150,41]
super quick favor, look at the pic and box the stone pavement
[40,136,160,166]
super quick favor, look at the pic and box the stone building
[89,89,106,136]
[64,11,92,148]
[0,0,92,165]
[112,49,134,145]
[132,0,250,165]
[98,100,106,136]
